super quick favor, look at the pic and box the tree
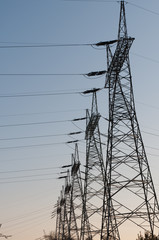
[136,232,159,240]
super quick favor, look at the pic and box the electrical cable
[0,133,66,141]
[0,177,56,184]
[0,73,84,76]
[0,141,79,150]
[0,119,71,128]
[3,204,53,224]
[0,138,84,150]
[2,210,51,230]
[0,172,58,180]
[131,52,159,64]
[127,2,159,16]
[11,218,51,237]
[0,131,83,141]
[136,100,159,110]
[0,108,86,118]
[62,0,117,2]
[0,166,60,174]
[0,87,104,98]
[0,91,80,98]
[0,39,118,49]
[0,43,92,48]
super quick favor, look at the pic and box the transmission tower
[56,172,71,240]
[81,89,105,240]
[57,187,66,240]
[54,197,61,240]
[101,1,159,240]
[68,144,84,240]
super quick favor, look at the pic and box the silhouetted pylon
[81,89,105,240]
[68,144,84,240]
[101,1,159,240]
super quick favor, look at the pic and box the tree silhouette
[136,232,159,240]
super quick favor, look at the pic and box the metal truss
[56,172,71,240]
[102,1,159,239]
[81,90,105,240]
[68,144,84,240]
[55,197,61,240]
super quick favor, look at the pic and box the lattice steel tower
[101,1,159,239]
[81,90,105,240]
[68,144,84,240]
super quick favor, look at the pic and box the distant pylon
[81,89,105,240]
[102,1,159,240]
[58,187,66,240]
[68,144,84,240]
[57,172,71,240]
[55,197,61,240]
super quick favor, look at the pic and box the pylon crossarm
[105,37,134,88]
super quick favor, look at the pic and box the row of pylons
[52,1,159,240]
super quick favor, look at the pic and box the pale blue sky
[0,1,159,240]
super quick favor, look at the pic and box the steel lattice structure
[54,2,159,240]
[57,172,71,240]
[101,1,159,240]
[68,144,84,240]
[81,90,105,240]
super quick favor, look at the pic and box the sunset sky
[1,0,159,240]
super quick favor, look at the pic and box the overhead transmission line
[0,139,84,150]
[0,108,86,118]
[0,39,117,49]
[0,177,56,184]
[127,2,159,16]
[0,131,83,141]
[0,70,106,77]
[61,0,159,17]
[0,86,104,98]
[0,116,86,128]
[0,172,59,180]
[0,166,60,174]
[2,204,53,224]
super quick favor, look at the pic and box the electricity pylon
[53,197,60,240]
[56,172,71,240]
[54,145,84,240]
[102,1,159,239]
[81,89,105,240]
[68,144,84,240]
[58,187,66,240]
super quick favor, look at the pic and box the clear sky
[1,0,159,240]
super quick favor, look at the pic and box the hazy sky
[1,0,159,240]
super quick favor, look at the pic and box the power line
[136,100,159,111]
[0,119,70,128]
[131,52,159,64]
[0,91,80,98]
[127,2,159,16]
[0,108,86,118]
[0,172,58,180]
[0,39,118,49]
[0,87,103,98]
[0,139,82,150]
[142,131,159,138]
[0,131,83,141]
[0,70,106,77]
[0,116,86,128]
[0,43,92,48]
[0,177,56,184]
[0,73,84,76]
[62,0,117,2]
[3,204,53,224]
[2,210,51,230]
[0,166,59,174]
[0,134,66,141]
[9,218,51,237]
